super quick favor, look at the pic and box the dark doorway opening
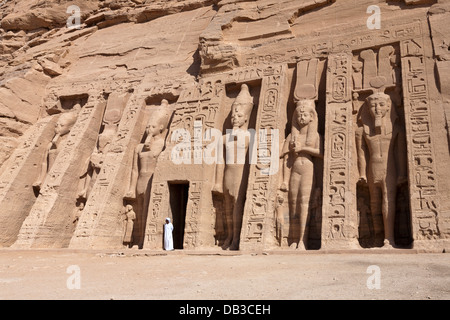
[169,182,189,249]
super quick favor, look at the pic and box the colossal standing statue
[124,99,171,247]
[33,106,80,191]
[356,92,407,248]
[78,92,128,201]
[213,84,254,250]
[281,100,322,250]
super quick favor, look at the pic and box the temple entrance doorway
[168,182,189,250]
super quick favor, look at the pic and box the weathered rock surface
[0,0,449,252]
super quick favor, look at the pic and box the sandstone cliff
[0,0,449,251]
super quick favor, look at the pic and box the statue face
[146,119,165,138]
[55,116,75,136]
[296,109,312,126]
[146,123,158,137]
[231,105,249,128]
[294,100,316,127]
[369,96,390,120]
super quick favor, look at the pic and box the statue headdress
[232,84,254,115]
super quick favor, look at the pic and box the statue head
[146,99,171,138]
[367,92,392,129]
[294,99,317,128]
[55,110,78,136]
[231,84,253,129]
[292,99,318,147]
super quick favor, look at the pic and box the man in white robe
[164,218,174,251]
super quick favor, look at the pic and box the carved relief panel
[240,65,288,250]
[321,52,360,249]
[400,39,440,242]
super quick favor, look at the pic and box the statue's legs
[230,189,246,250]
[298,164,314,250]
[34,149,55,190]
[222,191,234,249]
[134,194,145,247]
[288,173,300,220]
[382,180,397,247]
[289,160,314,250]
[369,183,384,241]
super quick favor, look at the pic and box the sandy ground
[0,248,449,301]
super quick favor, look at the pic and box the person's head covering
[165,217,171,223]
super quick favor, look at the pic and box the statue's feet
[229,242,239,251]
[382,239,395,249]
[296,242,307,251]
[289,242,297,250]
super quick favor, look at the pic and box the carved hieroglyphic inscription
[322,53,358,248]
[242,21,422,69]
[145,181,167,247]
[400,39,440,240]
[240,65,287,249]
[170,81,223,164]
[184,181,202,248]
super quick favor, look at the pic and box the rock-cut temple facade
[0,0,449,252]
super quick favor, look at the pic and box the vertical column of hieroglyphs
[184,181,202,248]
[400,39,440,242]
[13,93,107,248]
[0,117,56,246]
[240,65,288,250]
[144,181,168,249]
[321,53,359,249]
[69,92,144,249]
[186,80,225,248]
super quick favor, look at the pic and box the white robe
[164,218,174,251]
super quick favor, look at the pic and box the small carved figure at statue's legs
[275,193,285,246]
